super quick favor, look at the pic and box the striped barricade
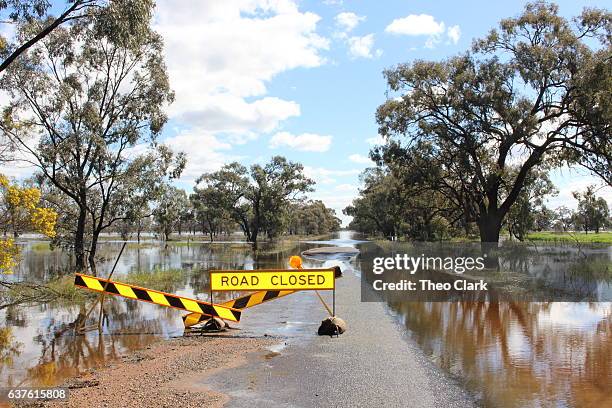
[74,273,241,322]
[183,289,295,327]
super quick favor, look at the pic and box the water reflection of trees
[2,240,329,387]
[0,327,22,378]
[8,298,173,387]
[390,301,611,407]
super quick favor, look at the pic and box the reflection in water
[357,240,612,407]
[359,241,612,301]
[0,238,317,387]
[390,301,611,408]
[1,234,610,408]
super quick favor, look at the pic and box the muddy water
[355,241,612,408]
[0,238,322,388]
[1,233,611,408]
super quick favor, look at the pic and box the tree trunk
[477,212,502,243]
[251,228,259,250]
[75,204,87,271]
[88,231,99,275]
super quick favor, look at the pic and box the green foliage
[1,1,158,73]
[0,4,183,269]
[505,169,557,241]
[153,185,189,241]
[1,275,96,306]
[374,1,611,242]
[572,186,610,233]
[123,268,185,292]
[345,165,456,241]
[196,156,315,247]
[287,200,341,236]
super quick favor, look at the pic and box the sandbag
[317,316,346,336]
[202,317,227,332]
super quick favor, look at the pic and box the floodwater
[1,233,611,408]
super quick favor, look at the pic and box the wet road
[202,267,475,408]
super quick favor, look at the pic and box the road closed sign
[210,269,335,291]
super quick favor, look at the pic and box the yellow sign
[210,269,335,291]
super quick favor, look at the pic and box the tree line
[149,158,340,246]
[346,2,611,242]
[0,1,339,273]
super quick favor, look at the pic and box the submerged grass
[1,268,188,309]
[1,275,96,308]
[122,268,186,292]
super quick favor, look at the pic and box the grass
[1,268,187,308]
[527,231,612,244]
[122,268,186,292]
[1,275,96,307]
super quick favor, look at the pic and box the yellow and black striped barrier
[183,266,343,327]
[74,273,241,322]
[183,289,295,327]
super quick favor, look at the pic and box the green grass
[527,231,612,244]
[122,268,186,292]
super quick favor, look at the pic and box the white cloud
[385,14,460,49]
[163,130,240,181]
[0,161,37,179]
[180,95,300,134]
[348,153,371,164]
[155,0,329,132]
[447,25,461,44]
[335,12,365,33]
[347,34,382,59]
[304,166,361,184]
[269,131,332,152]
[0,133,40,179]
[385,14,445,36]
[333,11,380,59]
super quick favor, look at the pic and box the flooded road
[0,233,611,408]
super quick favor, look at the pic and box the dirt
[14,335,274,408]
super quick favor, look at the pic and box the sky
[2,0,611,225]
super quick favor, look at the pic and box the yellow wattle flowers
[0,174,57,273]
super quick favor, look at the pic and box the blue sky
[2,0,611,224]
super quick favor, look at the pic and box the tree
[0,173,56,273]
[573,186,610,233]
[153,185,188,241]
[0,6,180,270]
[344,168,406,240]
[288,200,341,236]
[345,166,455,241]
[198,157,314,249]
[505,169,556,241]
[0,0,154,73]
[376,2,612,243]
[554,206,575,232]
[190,185,229,242]
[533,205,555,231]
